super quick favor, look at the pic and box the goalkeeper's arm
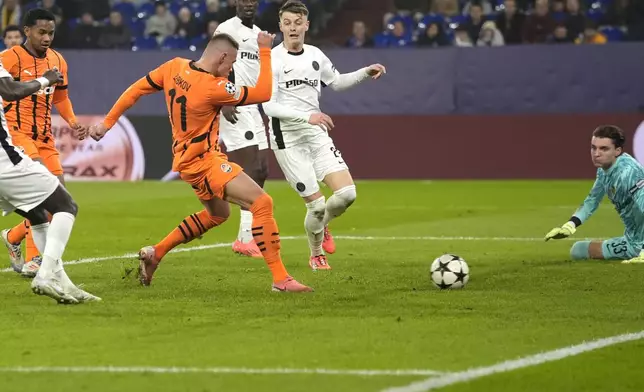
[544,176,605,241]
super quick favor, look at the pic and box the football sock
[26,213,54,261]
[29,222,48,258]
[7,220,27,245]
[33,213,75,279]
[155,210,226,260]
[304,196,326,257]
[322,185,357,227]
[237,209,253,243]
[25,222,40,261]
[250,193,289,283]
[570,241,590,260]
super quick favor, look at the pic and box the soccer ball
[430,254,469,289]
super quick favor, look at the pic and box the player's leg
[137,198,229,286]
[154,203,230,260]
[18,155,50,277]
[13,205,71,301]
[274,144,330,270]
[1,135,40,274]
[227,145,267,258]
[3,159,97,303]
[34,185,99,302]
[20,140,65,277]
[27,185,77,279]
[570,236,640,261]
[569,240,602,260]
[223,165,312,292]
[20,186,91,304]
[221,112,270,258]
[317,141,356,255]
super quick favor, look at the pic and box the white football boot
[31,274,78,304]
[21,256,42,278]
[1,228,24,273]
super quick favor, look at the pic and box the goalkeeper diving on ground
[545,125,644,263]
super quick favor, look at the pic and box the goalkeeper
[545,125,644,263]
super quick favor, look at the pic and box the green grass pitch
[1,180,644,392]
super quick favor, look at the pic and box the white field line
[0,366,444,377]
[2,330,642,382]
[382,330,644,392]
[0,234,586,274]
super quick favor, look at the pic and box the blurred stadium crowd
[0,0,339,50]
[0,0,642,50]
[350,0,644,47]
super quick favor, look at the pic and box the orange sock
[25,222,40,261]
[7,220,27,245]
[250,193,289,283]
[155,210,226,260]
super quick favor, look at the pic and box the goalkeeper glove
[544,221,577,241]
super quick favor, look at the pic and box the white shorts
[273,135,349,198]
[219,107,268,152]
[0,158,60,216]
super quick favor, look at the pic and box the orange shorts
[11,133,63,176]
[180,154,243,200]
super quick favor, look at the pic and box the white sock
[305,197,326,257]
[37,212,75,279]
[322,185,357,227]
[31,220,76,288]
[30,222,49,255]
[238,209,253,243]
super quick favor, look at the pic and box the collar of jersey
[189,61,210,75]
[287,48,304,56]
[235,16,254,29]
[20,44,47,59]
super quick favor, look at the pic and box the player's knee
[570,241,591,260]
[67,198,79,216]
[55,196,78,216]
[41,186,77,216]
[305,196,326,221]
[206,213,228,229]
[217,207,230,222]
[334,185,357,208]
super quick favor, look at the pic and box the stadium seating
[132,35,158,51]
[161,35,190,50]
[12,0,639,50]
[371,0,630,47]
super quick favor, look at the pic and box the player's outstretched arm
[81,69,166,141]
[0,68,62,101]
[544,175,605,241]
[103,76,162,127]
[327,64,387,92]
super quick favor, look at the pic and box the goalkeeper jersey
[574,153,644,242]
